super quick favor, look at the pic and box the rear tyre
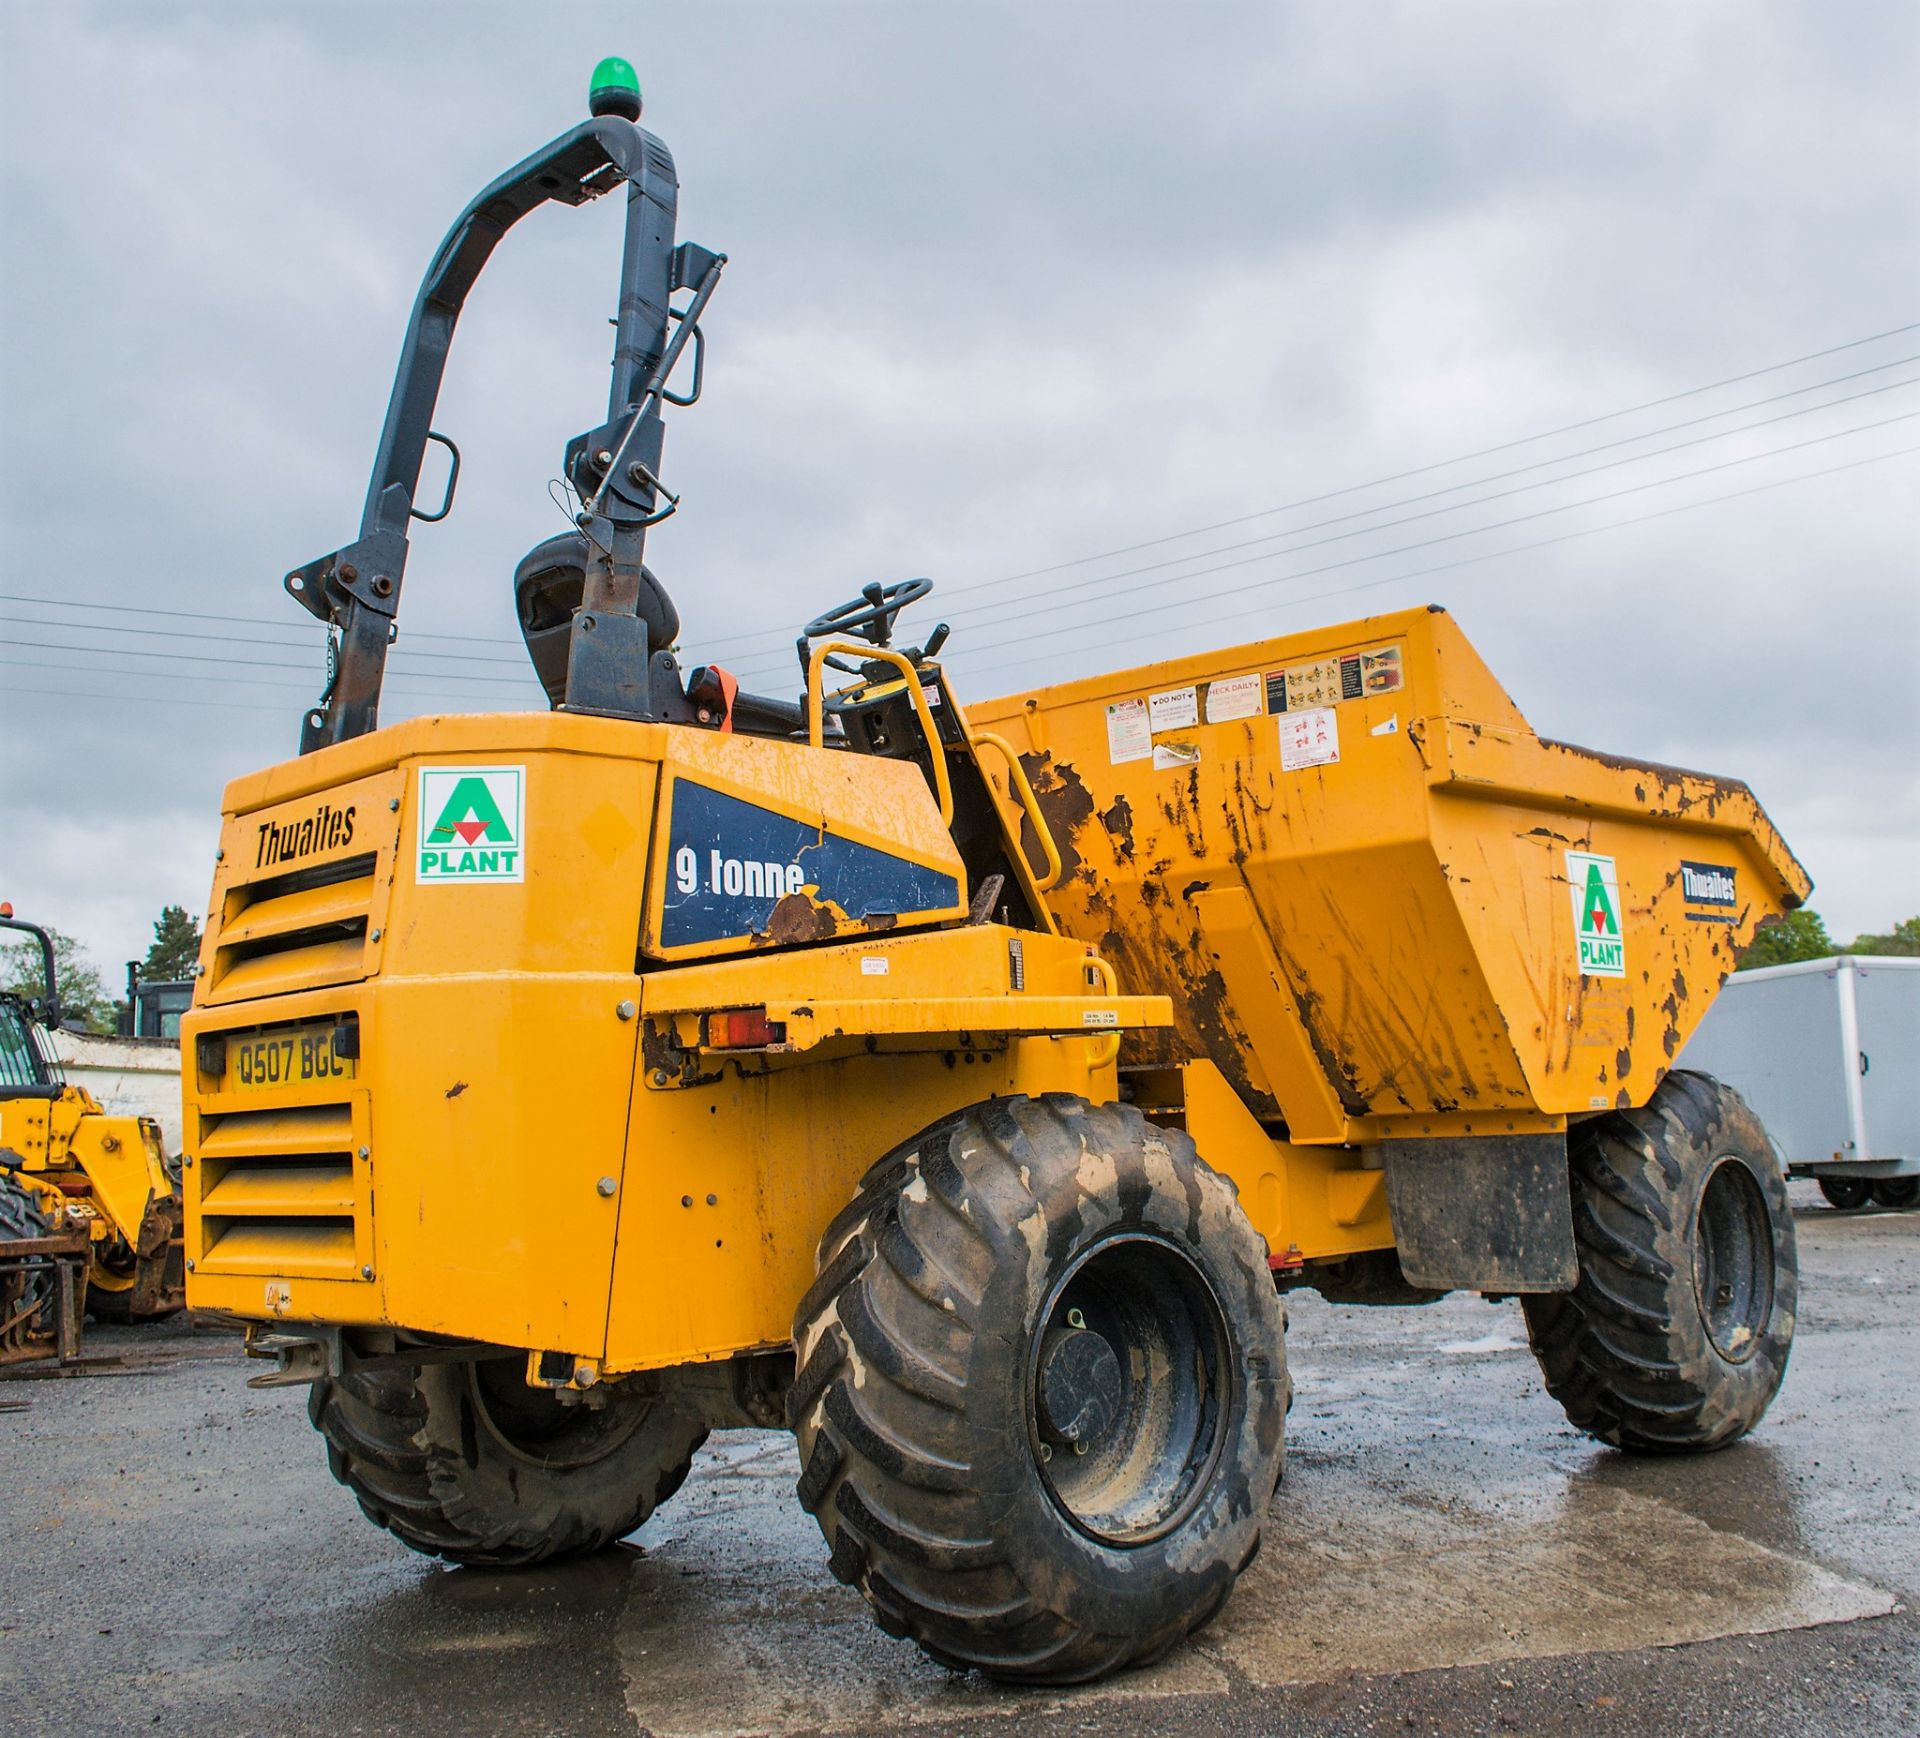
[790,1094,1289,1685]
[1523,1071,1796,1454]
[1819,1176,1872,1211]
[309,1356,707,1568]
[1871,1177,1920,1211]
[0,1175,56,1352]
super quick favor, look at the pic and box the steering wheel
[803,577,933,649]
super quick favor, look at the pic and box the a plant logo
[1565,850,1625,977]
[417,766,525,883]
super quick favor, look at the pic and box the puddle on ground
[614,1431,1893,1738]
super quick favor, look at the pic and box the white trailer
[1678,955,1919,1211]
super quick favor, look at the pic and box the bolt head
[182,1155,193,1168]
[184,1258,195,1272]
[388,797,400,812]
[357,1146,370,1161]
[574,1362,600,1388]
[705,1193,717,1206]
[596,1176,617,1197]
[360,1265,374,1280]
[616,999,637,1021]
[214,847,225,862]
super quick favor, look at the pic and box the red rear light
[705,1007,784,1049]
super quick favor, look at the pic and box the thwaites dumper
[181,64,1811,1684]
[1,909,185,1330]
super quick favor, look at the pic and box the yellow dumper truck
[180,62,1809,1684]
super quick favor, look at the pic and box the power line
[0,653,514,706]
[0,591,523,649]
[713,374,1920,680]
[938,410,1920,666]
[960,318,1920,589]
[980,443,1920,686]
[701,323,1920,659]
[1,638,538,686]
[0,612,529,667]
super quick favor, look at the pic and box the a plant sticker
[418,766,525,883]
[1566,850,1625,977]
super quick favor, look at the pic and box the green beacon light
[589,56,642,122]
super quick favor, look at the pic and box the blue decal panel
[658,781,961,949]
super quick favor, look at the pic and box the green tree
[1735,908,1833,971]
[1847,915,1920,956]
[0,925,114,1032]
[142,904,202,980]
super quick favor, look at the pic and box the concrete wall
[49,1029,184,1158]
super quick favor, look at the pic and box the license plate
[230,1025,357,1095]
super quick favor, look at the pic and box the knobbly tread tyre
[307,1358,707,1568]
[0,1175,56,1347]
[1523,1070,1797,1454]
[790,1093,1289,1685]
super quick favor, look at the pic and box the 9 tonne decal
[660,782,960,949]
[418,767,526,883]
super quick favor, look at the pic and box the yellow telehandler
[180,61,1809,1684]
[1,907,185,1325]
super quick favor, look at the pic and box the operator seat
[514,531,681,708]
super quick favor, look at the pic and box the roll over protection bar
[286,102,722,753]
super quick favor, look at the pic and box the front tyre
[309,1356,707,1567]
[1524,1071,1796,1453]
[790,1094,1289,1685]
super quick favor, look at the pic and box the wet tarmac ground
[4,1190,1915,1737]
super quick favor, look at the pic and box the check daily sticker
[1567,850,1626,977]
[1204,672,1263,723]
[418,766,526,882]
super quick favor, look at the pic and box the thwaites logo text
[1680,860,1738,908]
[1566,850,1626,978]
[417,767,525,883]
[255,800,356,869]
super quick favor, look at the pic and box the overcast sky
[2,0,1915,987]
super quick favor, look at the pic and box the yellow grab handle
[805,640,954,828]
[1084,953,1123,1068]
[970,729,1064,894]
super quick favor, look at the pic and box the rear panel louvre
[195,1095,369,1282]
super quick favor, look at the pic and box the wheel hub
[1036,1324,1123,1449]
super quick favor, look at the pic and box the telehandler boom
[180,61,1810,1685]
[1,907,185,1329]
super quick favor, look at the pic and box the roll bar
[287,76,723,753]
[0,912,61,1029]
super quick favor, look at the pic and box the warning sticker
[1566,851,1627,977]
[1106,698,1151,764]
[1267,644,1404,712]
[1203,672,1263,723]
[1152,741,1201,771]
[1279,706,1339,770]
[1149,686,1199,732]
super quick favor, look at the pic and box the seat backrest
[514,532,682,707]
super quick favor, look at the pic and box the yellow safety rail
[805,641,954,827]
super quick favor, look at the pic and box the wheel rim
[1025,1233,1230,1546]
[1693,1158,1774,1362]
[468,1358,649,1471]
